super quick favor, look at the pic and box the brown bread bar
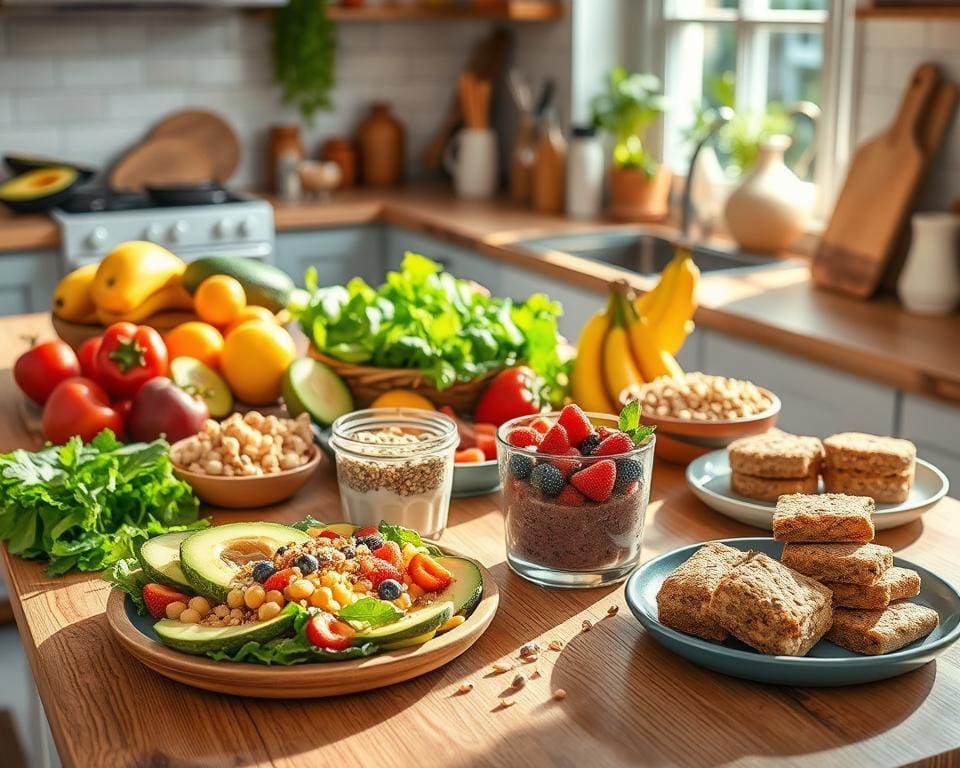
[827,603,939,655]
[772,493,875,543]
[823,433,916,475]
[656,542,748,641]
[822,466,914,504]
[728,429,824,479]
[709,552,833,656]
[730,471,819,503]
[781,542,892,585]
[823,567,921,610]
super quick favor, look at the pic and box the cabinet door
[275,226,383,288]
[384,228,504,295]
[701,330,897,437]
[0,250,60,316]
[900,394,960,488]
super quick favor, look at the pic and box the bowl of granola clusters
[621,373,780,465]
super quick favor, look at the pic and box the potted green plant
[591,68,670,222]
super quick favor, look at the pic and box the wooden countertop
[3,185,960,403]
[1,313,960,768]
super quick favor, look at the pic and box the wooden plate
[151,110,241,183]
[106,550,499,698]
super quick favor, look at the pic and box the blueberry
[294,553,319,575]
[377,579,403,601]
[355,534,384,551]
[340,545,357,560]
[579,433,602,456]
[252,561,277,584]
[614,458,643,493]
[530,463,565,497]
[508,453,534,480]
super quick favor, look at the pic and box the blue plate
[625,537,960,686]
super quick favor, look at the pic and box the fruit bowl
[169,442,322,508]
[52,311,200,351]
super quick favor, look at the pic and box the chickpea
[286,579,315,601]
[227,589,245,609]
[188,596,211,615]
[214,605,229,619]
[244,585,266,610]
[222,436,240,457]
[265,589,285,606]
[262,454,280,473]
[279,452,301,470]
[258,602,282,622]
[230,608,244,620]
[244,411,265,428]
[332,583,352,606]
[202,459,223,476]
[165,601,187,620]
[222,465,236,477]
[179,608,202,624]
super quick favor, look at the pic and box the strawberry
[530,416,552,435]
[305,612,356,651]
[263,567,298,593]
[556,484,586,507]
[373,541,403,569]
[507,426,541,448]
[354,526,379,538]
[557,404,594,448]
[595,432,633,456]
[476,432,497,460]
[550,446,582,478]
[571,459,617,502]
[317,528,342,541]
[142,583,190,620]
[361,557,402,588]
[455,447,486,463]
[597,425,616,440]
[408,553,453,592]
[537,423,570,455]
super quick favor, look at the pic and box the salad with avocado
[107,519,483,665]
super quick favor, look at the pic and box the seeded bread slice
[731,471,819,503]
[781,542,893,585]
[823,433,916,475]
[824,566,921,610]
[728,429,824,479]
[772,493,875,543]
[709,552,833,656]
[822,466,915,504]
[827,602,939,655]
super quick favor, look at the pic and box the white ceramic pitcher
[898,212,960,316]
[443,128,498,200]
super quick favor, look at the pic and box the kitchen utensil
[685,450,949,531]
[812,64,941,298]
[625,537,960,687]
[531,101,566,214]
[897,212,960,315]
[150,109,240,184]
[146,182,229,207]
[444,128,498,200]
[359,103,405,187]
[110,136,214,193]
[507,68,535,204]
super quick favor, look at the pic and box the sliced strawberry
[408,553,453,592]
[556,484,586,507]
[537,423,570,455]
[571,460,617,502]
[373,541,403,569]
[476,432,497,460]
[594,432,633,456]
[506,426,541,448]
[263,567,298,593]
[530,416,552,435]
[305,612,356,651]
[142,583,190,620]
[558,404,594,447]
[354,526,379,539]
[361,557,402,587]
[597,425,616,440]
[455,447,487,463]
[317,528,342,541]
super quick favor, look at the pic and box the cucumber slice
[282,357,353,427]
[170,357,233,418]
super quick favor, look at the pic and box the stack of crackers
[728,429,822,502]
[822,433,917,503]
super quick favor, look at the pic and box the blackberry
[275,546,288,556]
[252,561,277,584]
[340,545,357,560]
[294,553,319,575]
[377,579,403,600]
[509,453,534,480]
[357,534,384,551]
[614,458,643,493]
[530,463,565,497]
[579,433,602,456]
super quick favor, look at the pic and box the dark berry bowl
[496,410,655,589]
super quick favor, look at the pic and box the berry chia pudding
[497,403,655,588]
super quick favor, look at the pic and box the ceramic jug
[897,212,960,316]
[443,128,498,200]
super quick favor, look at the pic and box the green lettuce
[104,558,150,614]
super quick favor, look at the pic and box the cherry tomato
[14,339,81,405]
[305,613,355,651]
[474,366,541,427]
[41,377,123,445]
[77,335,103,380]
[408,553,453,592]
[96,322,168,399]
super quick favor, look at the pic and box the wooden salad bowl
[105,549,500,698]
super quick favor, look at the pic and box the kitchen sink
[513,229,797,276]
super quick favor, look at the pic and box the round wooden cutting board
[109,136,214,192]
[151,109,241,183]
[106,552,500,698]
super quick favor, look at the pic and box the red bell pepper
[95,322,168,399]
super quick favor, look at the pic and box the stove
[53,188,276,271]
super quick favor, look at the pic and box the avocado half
[154,602,300,655]
[0,166,81,213]
[4,153,96,182]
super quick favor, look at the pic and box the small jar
[330,408,458,539]
[321,137,357,189]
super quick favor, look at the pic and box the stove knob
[214,218,235,238]
[144,223,163,242]
[168,220,189,242]
[238,217,256,238]
[85,226,108,249]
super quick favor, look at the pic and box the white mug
[443,128,498,200]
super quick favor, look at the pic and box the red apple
[127,378,209,443]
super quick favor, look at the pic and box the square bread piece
[822,466,915,504]
[824,566,921,610]
[781,542,893,585]
[772,493,875,543]
[823,433,916,475]
[656,542,748,641]
[709,552,833,656]
[728,429,823,479]
[730,471,819,503]
[827,603,939,655]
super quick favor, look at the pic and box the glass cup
[329,408,458,539]
[497,411,655,588]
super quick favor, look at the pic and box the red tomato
[95,322,168,399]
[77,335,103,380]
[13,339,81,405]
[305,613,355,651]
[474,366,541,427]
[42,377,124,445]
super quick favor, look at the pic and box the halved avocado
[381,629,437,651]
[351,600,454,645]
[0,166,80,213]
[139,532,193,592]
[435,556,483,616]
[154,602,299,655]
[4,153,96,181]
[179,522,312,603]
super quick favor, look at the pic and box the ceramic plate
[452,460,500,497]
[686,450,949,531]
[625,537,960,686]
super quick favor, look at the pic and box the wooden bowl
[170,443,322,508]
[52,311,200,351]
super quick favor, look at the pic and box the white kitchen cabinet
[383,227,504,296]
[701,330,898,437]
[275,226,384,288]
[900,394,960,488]
[0,250,60,317]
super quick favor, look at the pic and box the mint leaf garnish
[338,597,404,628]
[619,399,656,447]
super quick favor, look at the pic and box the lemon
[221,322,296,405]
[370,389,436,411]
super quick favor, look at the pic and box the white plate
[686,450,949,530]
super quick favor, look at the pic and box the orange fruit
[225,305,277,336]
[164,322,225,370]
[370,389,435,411]
[221,321,296,405]
[194,275,246,327]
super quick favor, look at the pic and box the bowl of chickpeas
[169,411,322,508]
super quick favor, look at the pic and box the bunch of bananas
[570,248,700,412]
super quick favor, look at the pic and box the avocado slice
[351,601,454,645]
[179,522,312,603]
[154,602,299,655]
[0,166,80,213]
[139,532,193,592]
[282,358,353,427]
[381,629,437,651]
[434,556,484,616]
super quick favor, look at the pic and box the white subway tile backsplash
[0,126,62,156]
[17,92,105,123]
[7,21,101,54]
[62,122,145,169]
[102,23,148,52]
[862,19,926,50]
[106,89,186,119]
[860,50,889,92]
[0,96,12,125]
[60,57,144,87]
[0,59,56,89]
[926,20,960,52]
[147,19,229,53]
[145,57,196,86]
[193,55,271,86]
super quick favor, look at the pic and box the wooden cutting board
[812,64,941,298]
[109,136,215,192]
[151,109,241,183]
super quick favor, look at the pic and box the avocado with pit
[139,531,194,592]
[154,602,299,655]
[179,522,312,603]
[0,166,80,213]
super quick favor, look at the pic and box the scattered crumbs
[494,698,516,711]
[552,689,567,701]
[548,639,564,652]
[491,661,514,674]
[581,619,593,632]
[607,605,619,617]
[511,673,526,689]
[457,683,474,694]
[519,641,540,660]
[529,665,541,680]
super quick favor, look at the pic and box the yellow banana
[571,296,617,414]
[52,263,99,323]
[95,279,194,325]
[656,249,700,355]
[603,292,644,404]
[626,298,684,381]
[636,255,679,329]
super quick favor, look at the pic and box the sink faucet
[679,106,735,244]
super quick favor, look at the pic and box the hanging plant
[274,0,336,123]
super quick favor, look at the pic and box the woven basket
[308,346,500,412]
